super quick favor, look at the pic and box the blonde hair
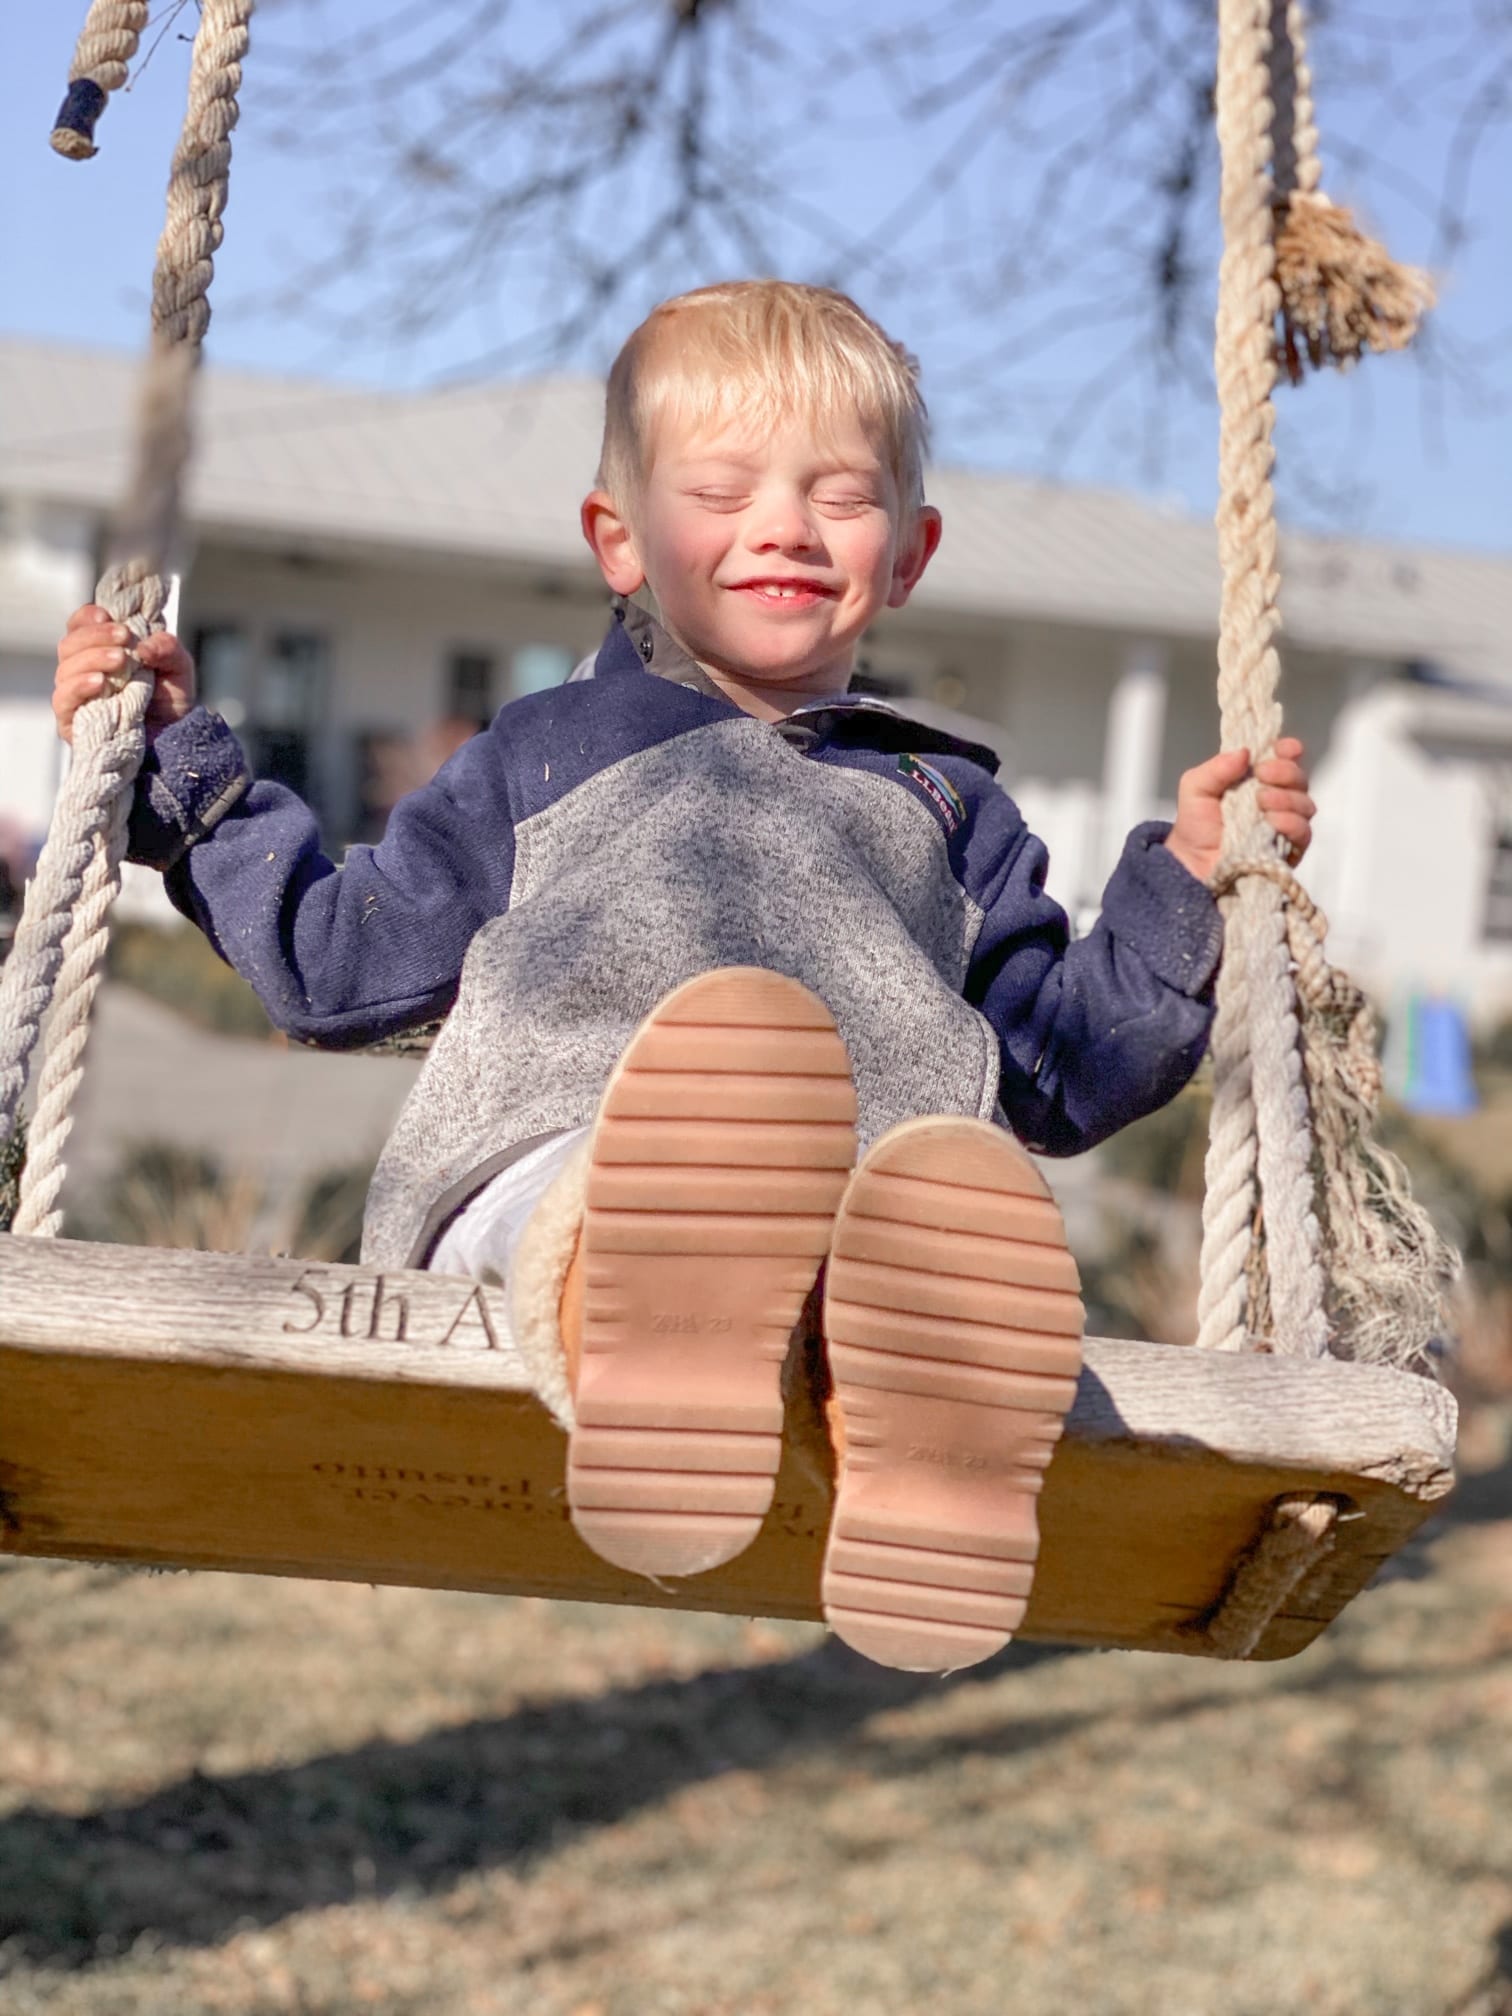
[598,280,930,516]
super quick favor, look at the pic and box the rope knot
[1210,852,1319,924]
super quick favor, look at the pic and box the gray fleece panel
[363,717,998,1267]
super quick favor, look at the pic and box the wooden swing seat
[0,1233,1456,1662]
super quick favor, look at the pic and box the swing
[0,0,1457,1664]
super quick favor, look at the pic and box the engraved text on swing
[280,1269,503,1350]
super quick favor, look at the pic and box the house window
[246,630,329,809]
[446,648,496,727]
[191,623,251,728]
[1484,823,1512,944]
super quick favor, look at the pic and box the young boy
[54,282,1313,1673]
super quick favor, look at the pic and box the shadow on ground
[5,1465,1507,1974]
[1440,1452,1512,1526]
[1445,1916,1512,2016]
[0,1635,1078,1968]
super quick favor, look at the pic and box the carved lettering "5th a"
[281,1269,504,1351]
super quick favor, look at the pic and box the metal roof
[4,337,1509,683]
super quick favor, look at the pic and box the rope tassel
[1266,0,1434,382]
[1275,196,1435,383]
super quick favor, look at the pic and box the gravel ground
[2,1460,1510,2016]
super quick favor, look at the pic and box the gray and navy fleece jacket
[128,603,1224,1268]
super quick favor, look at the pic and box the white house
[3,337,1511,1021]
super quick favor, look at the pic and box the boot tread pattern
[569,969,857,1580]
[822,1117,1085,1673]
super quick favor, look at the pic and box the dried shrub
[76,1141,370,1264]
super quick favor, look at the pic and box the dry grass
[2,1480,1511,2016]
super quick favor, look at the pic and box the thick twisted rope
[0,1,252,1236]
[1,664,155,1236]
[1197,0,1327,1358]
[1197,0,1451,1365]
[49,0,150,161]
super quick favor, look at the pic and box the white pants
[427,1128,590,1312]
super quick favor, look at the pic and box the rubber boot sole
[821,1116,1084,1672]
[568,968,858,1579]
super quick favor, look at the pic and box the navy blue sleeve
[962,789,1224,1156]
[129,707,517,1047]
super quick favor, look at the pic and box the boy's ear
[886,505,943,610]
[581,490,646,596]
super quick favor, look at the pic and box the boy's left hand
[1164,737,1314,884]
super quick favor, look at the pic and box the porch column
[1100,638,1169,883]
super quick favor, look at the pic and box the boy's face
[583,404,941,714]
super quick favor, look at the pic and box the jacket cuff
[1100,821,1223,998]
[126,707,252,870]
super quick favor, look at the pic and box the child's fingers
[1256,740,1307,784]
[1181,747,1249,802]
[58,619,130,663]
[58,643,132,687]
[57,652,123,695]
[1266,813,1311,857]
[135,631,195,683]
[1260,778,1313,862]
[64,602,114,634]
[1258,786,1315,822]
[53,666,112,741]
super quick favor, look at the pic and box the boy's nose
[752,504,822,554]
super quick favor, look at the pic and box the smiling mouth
[731,580,835,602]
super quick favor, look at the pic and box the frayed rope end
[1274,193,1435,385]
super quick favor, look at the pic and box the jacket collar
[593,602,1000,775]
[612,600,798,703]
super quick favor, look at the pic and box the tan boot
[512,967,857,1579]
[820,1117,1085,1673]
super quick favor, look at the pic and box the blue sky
[4,3,1509,554]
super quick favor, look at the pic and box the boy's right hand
[53,603,197,744]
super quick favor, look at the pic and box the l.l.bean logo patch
[898,753,967,836]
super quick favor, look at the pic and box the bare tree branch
[202,0,1512,516]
